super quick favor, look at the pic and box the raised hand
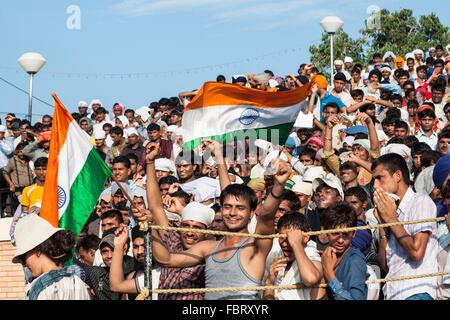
[113,225,129,248]
[145,142,160,163]
[267,256,288,285]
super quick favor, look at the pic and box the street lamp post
[320,16,344,84]
[17,52,46,123]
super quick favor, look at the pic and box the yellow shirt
[21,184,44,209]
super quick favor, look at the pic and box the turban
[380,143,411,159]
[353,139,370,152]
[433,155,450,190]
[314,75,328,89]
[181,202,215,227]
[306,137,324,149]
[394,56,405,69]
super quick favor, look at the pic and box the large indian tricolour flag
[182,75,316,151]
[40,93,111,234]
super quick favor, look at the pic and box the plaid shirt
[158,221,205,300]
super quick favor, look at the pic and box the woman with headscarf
[12,214,91,300]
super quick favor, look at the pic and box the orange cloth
[314,75,328,89]
[414,105,439,134]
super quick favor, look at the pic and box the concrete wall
[0,218,25,300]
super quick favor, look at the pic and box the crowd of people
[1,43,450,301]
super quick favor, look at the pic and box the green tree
[309,9,450,78]
[309,29,364,80]
[360,9,450,59]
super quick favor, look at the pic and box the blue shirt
[327,246,368,300]
[351,220,373,254]
[319,93,346,122]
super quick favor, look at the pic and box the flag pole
[109,174,152,300]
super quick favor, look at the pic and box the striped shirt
[383,187,439,300]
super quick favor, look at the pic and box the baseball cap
[343,125,368,135]
[312,174,344,199]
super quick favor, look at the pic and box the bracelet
[324,137,331,141]
[270,189,283,199]
[380,234,389,240]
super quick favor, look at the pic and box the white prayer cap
[334,59,343,66]
[413,49,424,56]
[132,188,148,208]
[125,127,138,137]
[383,51,396,61]
[155,158,176,173]
[166,125,178,133]
[380,66,392,73]
[78,101,88,108]
[89,99,102,107]
[93,130,106,139]
[117,115,129,127]
[291,181,313,196]
[344,56,353,63]
[269,79,278,88]
[181,202,215,227]
[380,143,411,159]
[362,72,369,80]
[341,136,355,147]
[446,44,450,54]
[135,106,150,122]
[405,52,414,60]
[174,126,183,137]
[194,183,220,202]
[180,177,221,197]
[302,166,326,183]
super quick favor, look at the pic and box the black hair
[351,67,361,74]
[277,211,311,232]
[101,209,124,224]
[390,93,403,102]
[418,108,436,120]
[323,102,340,113]
[403,135,419,149]
[147,123,160,132]
[397,69,410,79]
[131,225,146,241]
[438,128,450,142]
[394,120,409,131]
[369,69,382,82]
[402,80,415,89]
[322,201,357,230]
[344,186,368,203]
[95,107,107,114]
[264,70,274,77]
[407,99,420,109]
[299,148,316,160]
[416,65,428,74]
[77,234,101,252]
[33,230,76,266]
[110,126,123,136]
[411,142,432,156]
[219,183,258,212]
[124,109,135,115]
[350,89,364,99]
[421,151,442,168]
[159,98,170,106]
[126,153,139,164]
[334,72,347,82]
[112,155,131,168]
[386,136,405,145]
[15,142,28,151]
[34,157,48,168]
[426,57,435,65]
[280,189,302,212]
[444,103,450,114]
[434,59,445,67]
[431,85,446,94]
[158,175,179,186]
[216,74,226,82]
[340,161,358,173]
[406,57,415,63]
[169,190,191,205]
[371,153,410,185]
[103,123,113,130]
[175,150,197,165]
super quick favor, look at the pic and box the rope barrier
[143,271,450,295]
[138,216,446,239]
[135,216,449,299]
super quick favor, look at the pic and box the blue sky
[0,0,449,123]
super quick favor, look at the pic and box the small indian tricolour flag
[182,76,315,151]
[40,93,111,235]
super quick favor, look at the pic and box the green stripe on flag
[59,148,111,235]
[182,122,294,152]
